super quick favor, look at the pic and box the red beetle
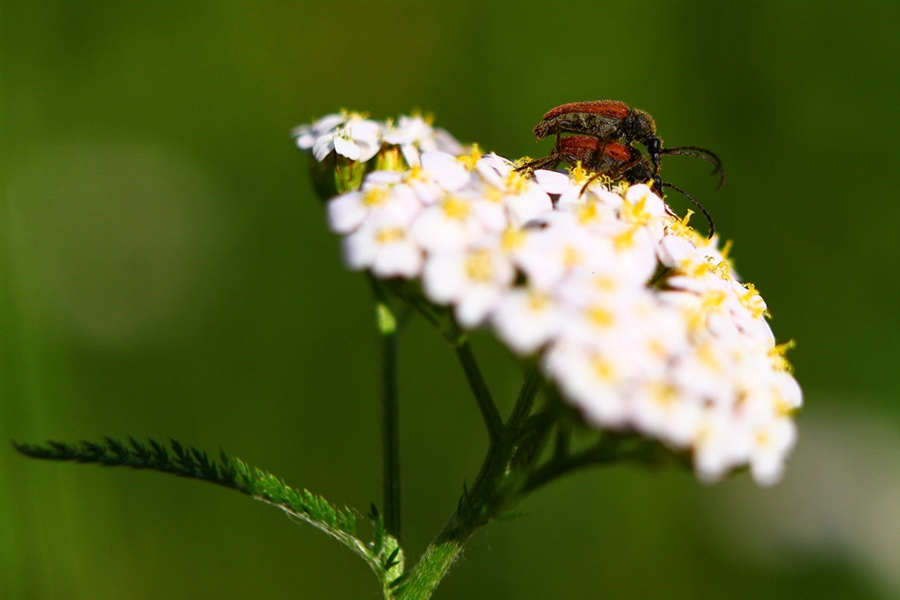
[532,100,725,191]
[520,135,717,238]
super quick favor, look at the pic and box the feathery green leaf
[13,437,406,595]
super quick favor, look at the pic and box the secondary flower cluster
[293,111,465,167]
[295,112,802,486]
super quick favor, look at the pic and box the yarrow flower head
[293,110,464,166]
[295,111,802,486]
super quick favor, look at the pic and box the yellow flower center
[484,186,504,204]
[697,341,721,371]
[773,393,794,416]
[376,227,405,245]
[405,163,425,182]
[587,306,615,329]
[650,382,677,408]
[456,145,483,170]
[753,427,772,449]
[613,226,638,251]
[562,246,582,269]
[504,170,529,193]
[593,275,618,293]
[570,161,590,185]
[739,282,768,319]
[528,290,550,311]
[576,201,602,225]
[341,108,370,120]
[591,356,616,382]
[713,259,731,280]
[720,239,733,260]
[363,188,389,207]
[701,290,727,312]
[501,227,526,253]
[465,249,494,282]
[621,196,650,226]
[668,210,703,242]
[647,338,668,360]
[768,340,795,372]
[442,196,471,220]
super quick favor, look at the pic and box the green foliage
[13,437,404,595]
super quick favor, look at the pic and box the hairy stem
[394,514,479,599]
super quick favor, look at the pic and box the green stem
[454,340,503,443]
[462,362,546,510]
[382,279,445,333]
[506,362,542,428]
[521,446,615,495]
[395,368,545,598]
[520,433,676,495]
[394,515,479,599]
[553,420,571,461]
[369,276,402,542]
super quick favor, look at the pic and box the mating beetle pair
[521,100,724,237]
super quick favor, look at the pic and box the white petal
[372,241,422,279]
[433,128,465,156]
[505,187,554,226]
[492,289,561,355]
[658,235,696,268]
[422,253,466,304]
[534,169,571,195]
[333,136,362,161]
[365,171,405,186]
[456,285,503,328]
[591,188,625,211]
[400,143,421,167]
[292,124,316,149]
[772,371,803,409]
[346,118,382,143]
[343,229,376,271]
[421,152,471,191]
[312,136,336,161]
[326,192,367,234]
[411,208,472,253]
[625,184,663,211]
[356,140,382,163]
[313,113,347,134]
[749,418,797,486]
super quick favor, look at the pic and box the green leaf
[13,437,406,595]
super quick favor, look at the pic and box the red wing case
[541,100,631,121]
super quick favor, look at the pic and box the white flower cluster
[296,112,802,486]
[292,110,464,167]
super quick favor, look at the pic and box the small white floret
[422,245,515,327]
[492,288,562,355]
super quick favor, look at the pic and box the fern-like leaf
[13,437,404,593]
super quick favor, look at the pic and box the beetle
[519,135,717,238]
[532,100,725,190]
[518,134,632,174]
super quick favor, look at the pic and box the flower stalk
[369,275,403,541]
[454,340,503,443]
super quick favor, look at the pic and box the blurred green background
[2,2,898,599]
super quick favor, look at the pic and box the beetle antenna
[579,172,603,197]
[661,146,726,190]
[661,181,715,239]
